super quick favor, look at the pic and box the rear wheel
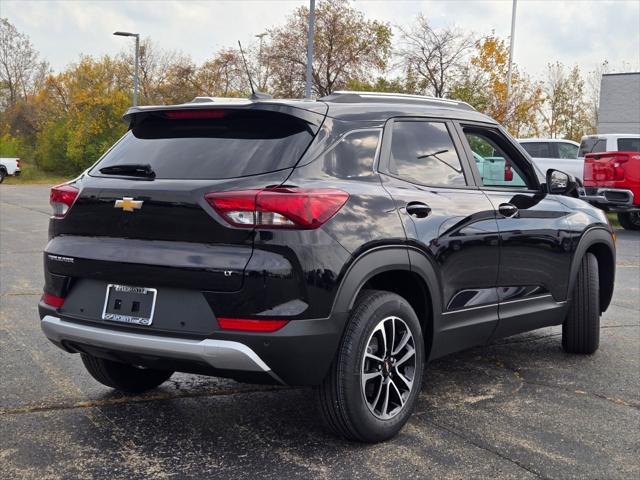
[562,253,600,354]
[81,354,173,393]
[316,290,425,443]
[617,211,640,230]
[0,169,6,183]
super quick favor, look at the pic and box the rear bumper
[581,187,637,211]
[41,315,282,381]
[39,303,346,386]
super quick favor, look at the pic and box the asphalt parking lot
[1,184,639,479]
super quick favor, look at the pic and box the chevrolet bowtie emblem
[114,197,143,212]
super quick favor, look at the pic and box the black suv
[40,92,616,442]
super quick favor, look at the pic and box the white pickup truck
[0,157,21,183]
[518,138,583,181]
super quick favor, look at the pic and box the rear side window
[557,142,579,159]
[319,130,381,179]
[579,138,607,156]
[618,138,640,152]
[91,109,317,179]
[388,121,467,187]
[521,142,553,158]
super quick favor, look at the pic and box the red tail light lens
[217,317,288,332]
[504,160,513,181]
[205,188,349,229]
[585,152,636,182]
[42,292,65,308]
[50,184,79,218]
[16,158,20,169]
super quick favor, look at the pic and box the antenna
[238,40,256,97]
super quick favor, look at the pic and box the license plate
[101,284,157,326]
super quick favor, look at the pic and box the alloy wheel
[361,316,416,420]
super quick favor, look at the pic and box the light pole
[305,0,316,99]
[114,31,140,106]
[505,0,517,121]
[255,32,267,90]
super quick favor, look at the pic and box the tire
[617,211,640,231]
[316,290,425,443]
[81,354,173,393]
[0,169,6,183]
[562,253,600,354]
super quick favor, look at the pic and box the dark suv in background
[40,92,616,442]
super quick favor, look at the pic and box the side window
[521,142,552,158]
[388,121,467,187]
[618,138,640,152]
[557,142,579,159]
[463,127,534,189]
[320,130,380,179]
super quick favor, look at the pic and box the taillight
[504,160,513,181]
[16,158,20,169]
[612,156,629,181]
[50,184,79,218]
[205,188,349,229]
[217,317,288,332]
[42,292,65,308]
[585,152,635,182]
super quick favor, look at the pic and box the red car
[583,150,640,230]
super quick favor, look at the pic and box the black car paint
[40,99,616,386]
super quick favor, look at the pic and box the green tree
[33,56,130,174]
[450,34,544,136]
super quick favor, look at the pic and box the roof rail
[319,91,476,111]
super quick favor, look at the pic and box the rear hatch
[46,104,326,293]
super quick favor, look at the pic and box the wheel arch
[331,246,441,359]
[568,228,616,312]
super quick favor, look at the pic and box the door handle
[498,203,519,218]
[406,202,432,218]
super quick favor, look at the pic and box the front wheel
[316,290,425,443]
[617,211,640,230]
[81,354,174,393]
[562,253,600,354]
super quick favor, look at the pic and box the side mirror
[546,169,577,196]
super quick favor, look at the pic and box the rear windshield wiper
[99,164,156,178]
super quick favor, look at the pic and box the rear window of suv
[618,138,640,152]
[91,109,318,179]
[579,138,607,156]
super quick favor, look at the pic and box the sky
[2,0,639,80]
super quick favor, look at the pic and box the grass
[607,212,621,228]
[3,163,70,185]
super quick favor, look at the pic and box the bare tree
[118,38,196,104]
[585,60,609,132]
[541,62,567,138]
[540,62,591,141]
[397,14,474,98]
[0,18,49,108]
[267,0,392,97]
[194,49,249,97]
